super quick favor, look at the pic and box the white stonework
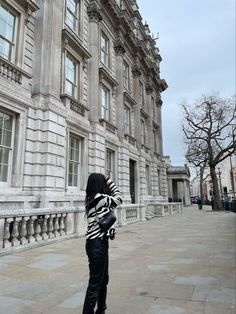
[0,0,178,253]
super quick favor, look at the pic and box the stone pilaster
[132,64,141,149]
[32,0,63,97]
[145,84,153,150]
[87,2,102,123]
[114,39,126,139]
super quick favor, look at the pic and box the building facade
[0,0,168,216]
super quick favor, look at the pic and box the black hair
[85,173,107,214]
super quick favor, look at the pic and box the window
[100,32,109,67]
[68,134,81,187]
[145,164,151,194]
[139,81,144,105]
[101,84,110,120]
[141,119,145,145]
[65,0,79,33]
[151,97,155,118]
[124,105,130,134]
[65,54,79,98]
[153,129,157,152]
[0,3,17,61]
[0,110,14,184]
[106,148,115,179]
[123,61,129,89]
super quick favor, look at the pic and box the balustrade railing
[0,56,32,84]
[0,202,182,255]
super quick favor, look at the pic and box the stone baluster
[28,216,36,243]
[48,214,55,239]
[11,217,20,246]
[42,215,49,240]
[3,218,13,248]
[20,216,28,245]
[59,213,66,236]
[34,218,42,242]
[53,214,60,238]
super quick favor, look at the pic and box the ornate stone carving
[132,64,141,77]
[87,3,102,22]
[114,39,126,55]
[145,83,153,94]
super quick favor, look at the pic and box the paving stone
[0,206,235,314]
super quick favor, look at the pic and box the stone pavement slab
[0,205,235,314]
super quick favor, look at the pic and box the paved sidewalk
[0,206,235,314]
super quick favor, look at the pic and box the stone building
[0,0,168,211]
[0,0,176,252]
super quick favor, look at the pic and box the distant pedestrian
[197,198,202,210]
[82,173,123,314]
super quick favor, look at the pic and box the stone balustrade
[0,56,32,84]
[146,202,183,217]
[0,202,182,255]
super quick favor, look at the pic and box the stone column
[168,178,173,201]
[114,39,126,139]
[87,2,102,123]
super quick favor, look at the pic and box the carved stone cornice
[114,39,126,55]
[145,83,153,94]
[132,64,141,77]
[87,3,102,22]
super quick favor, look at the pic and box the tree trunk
[210,166,223,211]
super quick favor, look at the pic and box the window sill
[99,119,117,134]
[124,134,136,146]
[60,94,89,117]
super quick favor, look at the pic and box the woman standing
[82,173,123,314]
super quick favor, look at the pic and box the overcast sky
[137,0,235,166]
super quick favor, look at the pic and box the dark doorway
[129,159,136,203]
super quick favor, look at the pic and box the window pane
[2,129,12,147]
[0,5,15,41]
[101,85,109,120]
[0,37,11,59]
[66,0,78,31]
[0,164,8,182]
[68,135,81,187]
[0,147,9,164]
[0,147,10,182]
[67,0,76,13]
[0,4,16,61]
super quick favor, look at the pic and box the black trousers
[83,238,109,314]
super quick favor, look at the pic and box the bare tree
[183,94,236,210]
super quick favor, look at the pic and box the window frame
[153,128,157,152]
[100,83,110,121]
[0,109,15,187]
[0,2,18,62]
[139,81,144,105]
[124,104,130,135]
[100,31,110,68]
[123,60,130,90]
[106,148,115,180]
[68,133,82,188]
[65,0,80,34]
[64,52,80,99]
[141,119,146,145]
